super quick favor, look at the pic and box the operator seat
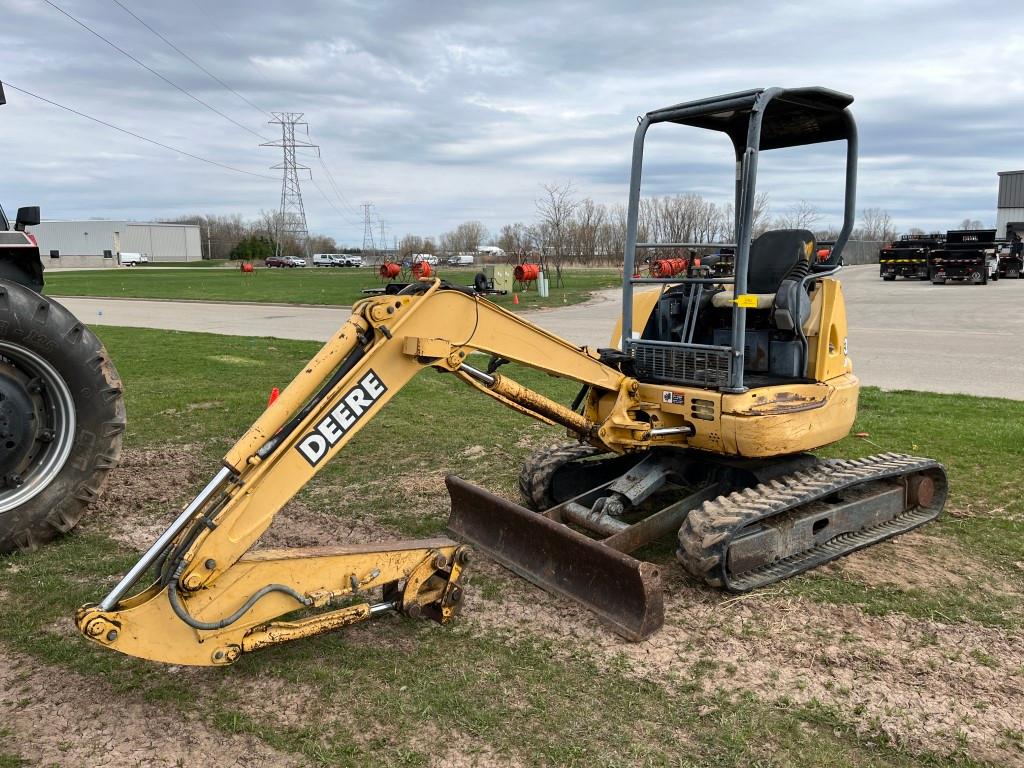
[711,229,814,310]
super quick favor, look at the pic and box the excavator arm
[77,280,651,666]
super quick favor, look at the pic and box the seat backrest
[747,229,814,294]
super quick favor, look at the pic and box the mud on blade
[445,475,663,641]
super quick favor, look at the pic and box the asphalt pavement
[52,264,1024,399]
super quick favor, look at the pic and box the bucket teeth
[445,475,663,641]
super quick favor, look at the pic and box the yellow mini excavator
[77,87,947,665]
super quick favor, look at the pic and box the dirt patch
[81,444,208,550]
[824,531,1022,594]
[464,561,1024,764]
[431,730,526,768]
[0,646,305,767]
[257,496,391,549]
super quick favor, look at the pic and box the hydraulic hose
[167,563,312,631]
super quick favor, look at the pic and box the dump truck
[997,240,1023,279]
[74,86,947,666]
[879,233,943,281]
[929,229,999,285]
[0,84,126,554]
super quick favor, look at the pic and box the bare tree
[398,234,424,258]
[959,217,984,230]
[536,182,579,263]
[857,207,896,242]
[775,200,822,230]
[497,223,532,257]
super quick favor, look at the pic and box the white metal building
[997,170,1024,238]
[27,220,202,267]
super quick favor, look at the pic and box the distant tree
[438,221,489,253]
[536,182,579,263]
[856,207,896,242]
[398,234,425,258]
[307,234,338,254]
[959,218,984,230]
[775,200,822,230]
[230,235,275,261]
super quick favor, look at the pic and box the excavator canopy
[645,86,855,152]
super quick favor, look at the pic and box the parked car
[266,255,305,268]
[447,254,474,266]
[118,252,148,266]
[313,253,363,267]
[413,253,439,265]
[288,256,307,267]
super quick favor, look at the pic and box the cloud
[1,0,1022,243]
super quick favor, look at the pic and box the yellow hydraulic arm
[77,280,651,666]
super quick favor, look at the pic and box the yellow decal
[733,294,758,308]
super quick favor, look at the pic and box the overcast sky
[1,0,1022,245]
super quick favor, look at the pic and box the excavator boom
[78,280,658,665]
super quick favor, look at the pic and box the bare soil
[0,646,306,767]
[81,444,209,550]
[69,445,1024,765]
[465,561,1024,765]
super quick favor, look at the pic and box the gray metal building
[27,220,202,268]
[997,170,1024,238]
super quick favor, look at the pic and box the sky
[1,0,1022,246]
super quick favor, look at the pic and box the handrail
[636,242,736,249]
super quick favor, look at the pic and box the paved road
[53,264,1024,399]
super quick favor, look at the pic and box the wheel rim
[0,341,76,514]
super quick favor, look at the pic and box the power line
[308,176,363,228]
[41,0,269,142]
[108,0,271,121]
[313,152,363,219]
[2,81,276,180]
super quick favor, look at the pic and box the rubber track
[517,443,602,510]
[676,452,947,592]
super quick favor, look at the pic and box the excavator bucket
[445,475,664,641]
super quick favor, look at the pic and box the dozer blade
[445,475,663,641]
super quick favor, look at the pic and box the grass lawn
[0,326,1020,767]
[43,266,622,312]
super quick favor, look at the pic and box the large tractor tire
[0,280,125,553]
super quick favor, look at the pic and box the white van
[118,252,148,266]
[313,253,362,267]
[447,254,474,266]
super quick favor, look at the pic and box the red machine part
[379,262,401,279]
[649,258,688,277]
[412,261,432,278]
[514,263,541,282]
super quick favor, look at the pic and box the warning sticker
[733,294,758,308]
[662,391,685,405]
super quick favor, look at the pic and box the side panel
[608,288,662,348]
[723,374,859,457]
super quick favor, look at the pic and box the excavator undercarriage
[76,85,949,665]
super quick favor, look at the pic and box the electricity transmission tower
[361,202,376,254]
[262,113,317,258]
